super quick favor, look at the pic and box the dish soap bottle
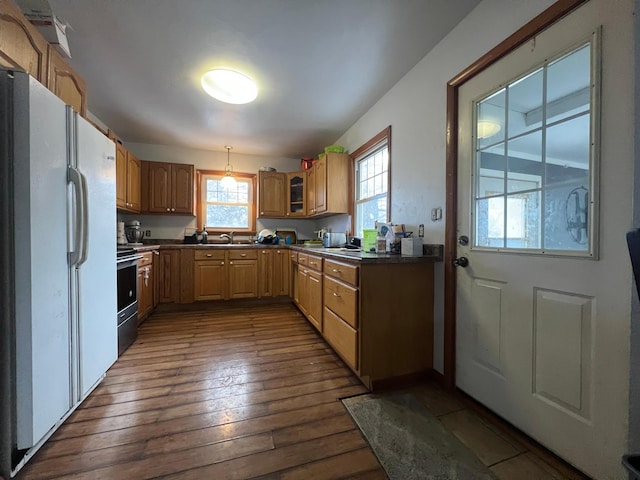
[201,225,208,244]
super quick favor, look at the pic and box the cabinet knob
[230,261,233,265]
[286,213,290,216]
[332,268,340,273]
[332,292,340,297]
[310,261,316,266]
[260,211,264,215]
[154,251,159,255]
[221,261,225,265]
[240,253,247,257]
[171,208,175,212]
[206,253,212,257]
[166,208,170,212]
[262,251,266,254]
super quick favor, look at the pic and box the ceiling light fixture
[201,69,258,104]
[220,145,236,188]
[477,120,502,139]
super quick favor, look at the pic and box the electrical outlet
[145,230,151,237]
[431,207,442,221]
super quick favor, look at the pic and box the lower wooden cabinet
[258,249,274,297]
[294,252,323,332]
[158,249,181,303]
[229,260,258,299]
[293,253,435,391]
[307,270,323,331]
[193,248,263,301]
[194,249,225,300]
[137,251,157,323]
[297,267,308,315]
[323,307,358,370]
[259,248,290,298]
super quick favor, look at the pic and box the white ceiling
[42,0,480,158]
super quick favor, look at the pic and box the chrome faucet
[219,232,234,244]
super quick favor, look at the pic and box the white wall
[119,143,321,241]
[334,0,556,373]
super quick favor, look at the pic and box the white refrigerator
[0,69,117,477]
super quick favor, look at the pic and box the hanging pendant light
[220,145,236,188]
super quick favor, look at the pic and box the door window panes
[547,45,591,124]
[507,68,543,138]
[477,89,506,149]
[473,40,596,255]
[507,131,542,192]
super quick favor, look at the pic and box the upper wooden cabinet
[0,2,89,116]
[259,170,312,218]
[308,153,350,216]
[307,166,316,217]
[115,142,127,209]
[314,156,328,214]
[258,171,286,217]
[126,151,141,212]
[142,161,195,215]
[116,143,141,213]
[0,0,48,83]
[286,172,306,217]
[46,46,86,116]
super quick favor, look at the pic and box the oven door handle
[116,254,144,266]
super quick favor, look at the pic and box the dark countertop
[289,245,443,264]
[131,244,161,253]
[133,242,443,263]
[156,243,284,250]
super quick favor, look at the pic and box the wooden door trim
[443,0,589,389]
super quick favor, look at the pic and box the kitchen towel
[342,392,497,479]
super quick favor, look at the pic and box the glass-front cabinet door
[287,171,306,217]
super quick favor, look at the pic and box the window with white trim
[197,171,256,233]
[353,127,391,238]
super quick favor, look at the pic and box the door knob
[458,235,469,246]
[453,256,469,267]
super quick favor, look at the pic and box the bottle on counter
[201,225,208,244]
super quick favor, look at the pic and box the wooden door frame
[443,0,590,389]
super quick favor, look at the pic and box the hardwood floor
[14,301,590,480]
[16,303,386,480]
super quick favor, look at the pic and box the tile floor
[407,381,591,480]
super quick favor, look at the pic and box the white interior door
[455,2,631,478]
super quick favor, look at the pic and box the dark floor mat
[342,392,498,479]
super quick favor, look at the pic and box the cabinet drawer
[324,308,358,370]
[228,249,258,260]
[324,259,358,286]
[324,276,358,329]
[138,251,154,267]
[194,249,225,261]
[298,252,308,266]
[307,254,323,272]
[290,251,298,263]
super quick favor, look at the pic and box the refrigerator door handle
[67,165,85,267]
[77,172,89,266]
